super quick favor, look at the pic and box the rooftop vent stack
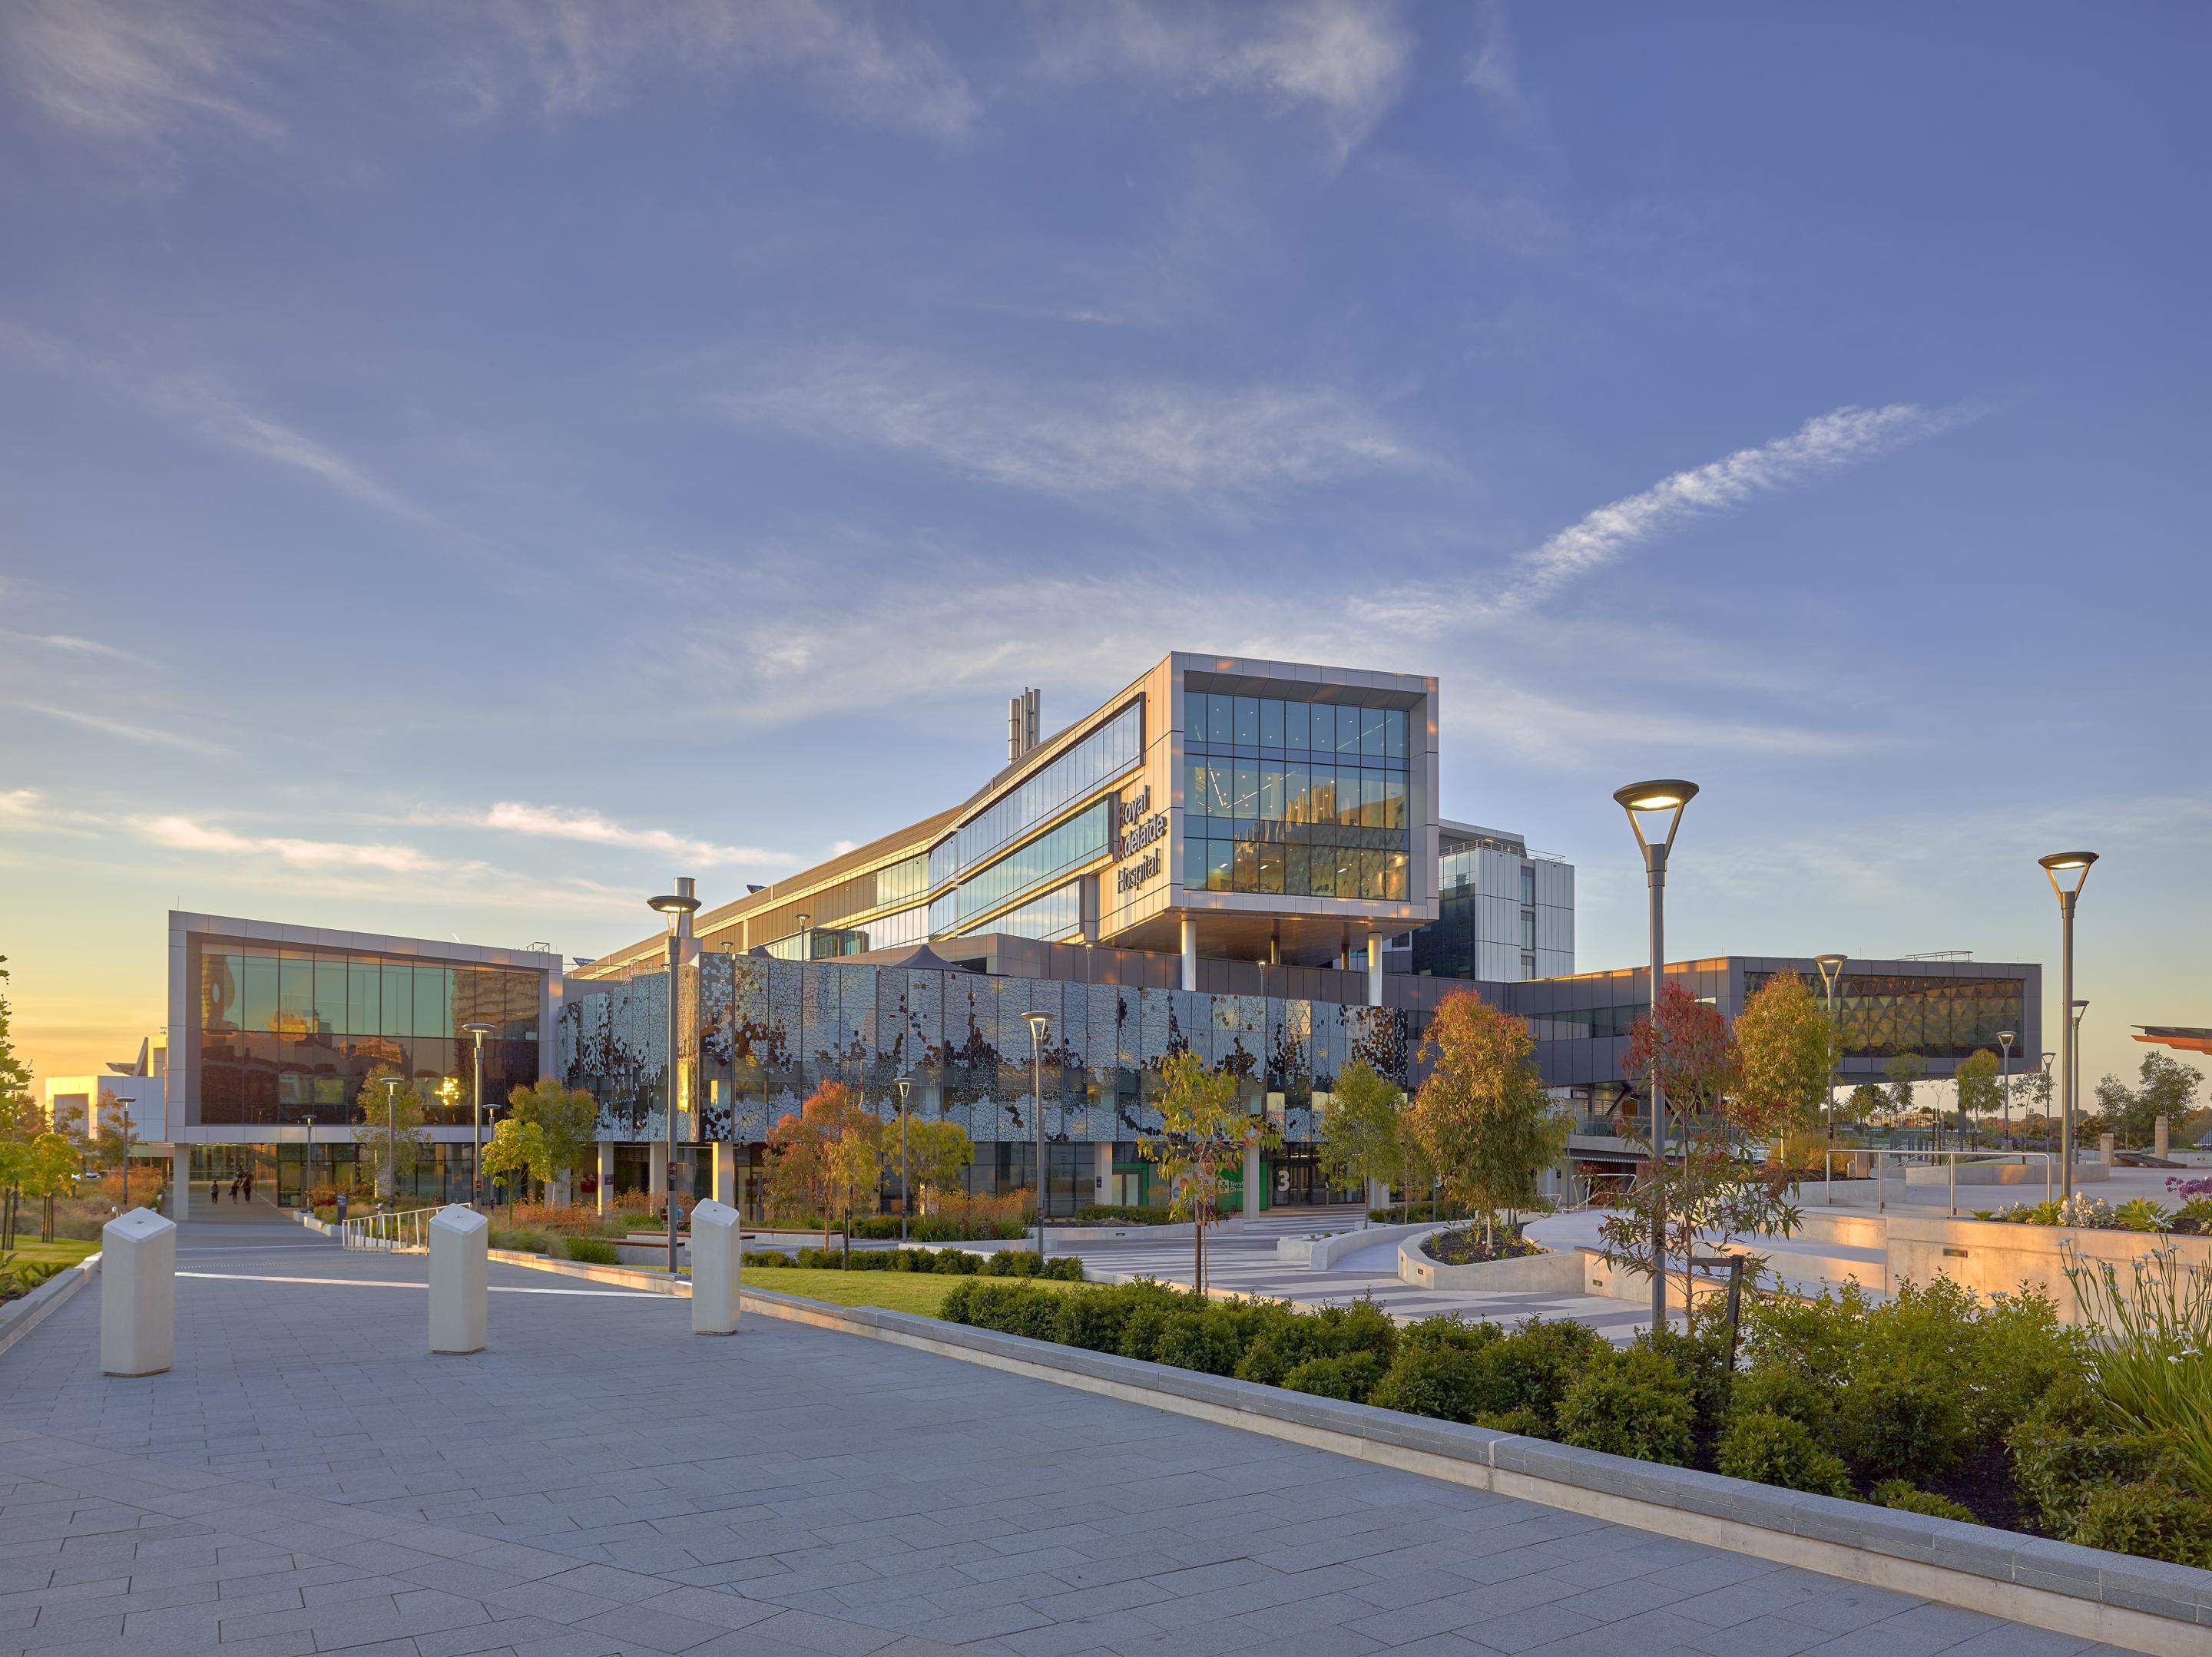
[1008,687,1041,762]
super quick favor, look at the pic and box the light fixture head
[2038,851,2098,901]
[648,893,701,915]
[894,1078,911,1103]
[1997,1030,2016,1044]
[1813,953,1846,971]
[1024,1011,1051,1037]
[461,1020,494,1037]
[1612,779,1698,854]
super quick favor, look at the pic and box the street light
[895,1077,912,1247]
[1025,1011,1051,1262]
[1614,779,1697,1335]
[1996,1030,2016,1146]
[1814,954,1846,1198]
[462,1020,494,1210]
[2038,852,2097,1207]
[379,1074,403,1202]
[796,912,812,961]
[2071,999,2090,1172]
[650,878,703,1275]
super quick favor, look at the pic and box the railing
[1856,1147,2056,1215]
[338,1208,434,1251]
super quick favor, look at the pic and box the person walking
[210,1178,220,1206]
[243,1172,254,1203]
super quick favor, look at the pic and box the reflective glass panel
[1310,768,1336,825]
[1258,842,1284,894]
[242,950,279,1036]
[1286,764,1310,825]
[1233,763,1258,819]
[1386,708,1409,759]
[1286,845,1313,897]
[1208,838,1234,891]
[1260,699,1284,747]
[1285,705,1309,753]
[1311,703,1334,752]
[1209,694,1233,745]
[382,964,414,1037]
[1260,765,1285,821]
[279,954,313,1031]
[1234,696,1260,746]
[1361,706,1387,758]
[1184,756,1210,819]
[1185,835,1211,891]
[1335,704,1362,755]
[1309,848,1335,897]
[1233,839,1259,890]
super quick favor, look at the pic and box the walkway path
[0,1219,2122,1657]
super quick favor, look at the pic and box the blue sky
[2,1,2205,1098]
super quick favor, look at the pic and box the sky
[1,1,2206,1103]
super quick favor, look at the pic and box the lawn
[3,1239,101,1269]
[740,1267,1090,1318]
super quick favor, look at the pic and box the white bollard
[691,1198,743,1336]
[101,1207,176,1377]
[428,1205,488,1355]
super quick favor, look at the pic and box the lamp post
[462,1020,494,1209]
[796,912,812,961]
[2038,853,2096,1209]
[1025,1011,1051,1262]
[650,878,703,1275]
[1814,954,1846,1199]
[1614,779,1697,1335]
[1996,1030,2015,1147]
[379,1074,402,1201]
[2039,1051,2055,1148]
[2071,1000,2089,1175]
[895,1077,912,1246]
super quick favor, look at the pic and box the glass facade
[194,940,541,1126]
[1181,689,1412,901]
[987,881,1083,941]
[951,701,1142,875]
[952,800,1110,924]
[1744,970,2025,1061]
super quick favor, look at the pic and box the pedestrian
[244,1172,254,1202]
[230,1175,241,1201]
[210,1179,220,1206]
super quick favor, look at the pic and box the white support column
[1367,933,1384,1007]
[714,1141,735,1207]
[100,1208,175,1377]
[1242,1139,1262,1219]
[1093,1140,1114,1206]
[1180,918,1197,991]
[691,1199,742,1336]
[648,1149,667,1202]
[2156,1115,2171,1159]
[596,1141,614,1214]
[1366,1176,1391,1214]
[168,1144,190,1223]
[429,1205,488,1355]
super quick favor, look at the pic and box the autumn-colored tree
[1141,1050,1278,1294]
[20,1133,78,1245]
[480,1117,552,1221]
[765,1083,882,1246]
[1624,981,1739,1137]
[353,1067,430,1197]
[1405,991,1565,1252]
[902,1120,973,1213]
[1734,973,1835,1138]
[1316,1059,1419,1219]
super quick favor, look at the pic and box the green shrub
[1717,1410,1853,1497]
[1637,1321,1733,1429]
[941,1278,1063,1341]
[2109,1199,2171,1234]
[1399,1313,1502,1358]
[742,1250,789,1267]
[1555,1348,1697,1466]
[1073,1204,1176,1225]
[1482,1317,1610,1425]
[1153,1310,1241,1376]
[2066,1481,2212,1567]
[1471,1405,1550,1438]
[1233,1333,1297,1387]
[1282,1351,1382,1403]
[487,1226,551,1254]
[1368,1343,1493,1421]
[984,1249,1041,1278]
[1836,1355,1971,1481]
[1041,1255,1084,1281]
[1309,1298,1400,1367]
[794,1247,842,1268]
[1055,1281,1178,1352]
[1871,1480,1975,1523]
[1117,1300,1179,1362]
[564,1236,619,1265]
[2008,1376,2183,1533]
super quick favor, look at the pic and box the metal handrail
[337,1207,433,1252]
[1860,1147,2056,1215]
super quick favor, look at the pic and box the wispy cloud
[135,814,442,874]
[429,0,978,136]
[1031,0,1412,159]
[1505,403,1961,610]
[8,701,227,755]
[0,0,286,146]
[0,788,108,834]
[432,801,801,871]
[710,344,1419,503]
[0,630,134,660]
[1462,0,1528,121]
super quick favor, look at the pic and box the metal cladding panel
[1084,982,1121,1142]
[904,971,943,1103]
[1217,994,1264,1085]
[1138,986,1176,1072]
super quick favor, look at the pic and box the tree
[0,957,35,1143]
[479,1118,551,1220]
[2089,1073,2131,1142]
[1884,1051,1925,1129]
[828,1118,886,1241]
[1404,991,1566,1252]
[1841,1083,1887,1126]
[1626,981,1740,1137]
[902,1120,973,1214]
[22,1132,77,1244]
[1734,972,1836,1139]
[1141,1050,1279,1295]
[2127,1052,2203,1146]
[765,1083,880,1246]
[505,1080,599,1200]
[2022,1062,2054,1134]
[1316,1058,1416,1219]
[352,1067,430,1198]
[1955,1050,2001,1136]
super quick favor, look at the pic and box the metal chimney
[1008,687,1041,762]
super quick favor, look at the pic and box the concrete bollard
[691,1198,743,1336]
[101,1207,177,1377]
[2098,1131,2115,1166]
[428,1205,488,1355]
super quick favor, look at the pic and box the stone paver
[0,1216,2128,1657]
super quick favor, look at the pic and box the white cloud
[1031,0,1411,157]
[136,815,442,875]
[710,345,1419,502]
[457,801,800,871]
[8,700,227,755]
[1505,403,1960,610]
[435,0,978,136]
[0,631,133,660]
[0,0,285,145]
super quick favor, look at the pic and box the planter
[1278,1220,1434,1269]
[1397,1228,1584,1292]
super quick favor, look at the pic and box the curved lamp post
[2038,852,2096,1208]
[650,878,702,1274]
[1025,1011,1051,1262]
[379,1074,403,1201]
[1814,954,1846,1197]
[1995,1030,2015,1146]
[1614,779,1697,1333]
[895,1077,912,1246]
[462,1020,494,1209]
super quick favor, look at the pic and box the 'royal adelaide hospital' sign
[1111,785,1165,894]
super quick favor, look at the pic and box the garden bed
[1420,1224,1541,1265]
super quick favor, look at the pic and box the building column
[596,1141,614,1214]
[1367,932,1384,1007]
[648,1149,667,1202]
[1094,1140,1114,1207]
[1180,918,1197,991]
[1366,1176,1391,1214]
[170,1143,191,1222]
[1242,1139,1262,1219]
[714,1141,735,1206]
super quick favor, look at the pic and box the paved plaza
[0,1216,2129,1657]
